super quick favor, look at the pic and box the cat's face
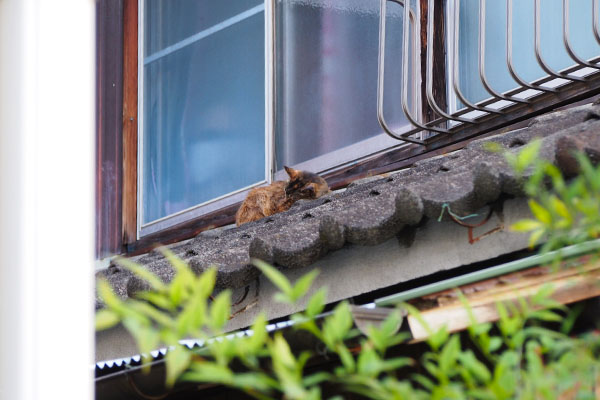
[283,166,329,200]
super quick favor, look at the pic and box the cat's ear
[284,166,301,179]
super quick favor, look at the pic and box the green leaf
[183,362,233,385]
[95,309,120,331]
[528,228,545,249]
[530,283,555,305]
[242,313,267,358]
[291,269,319,302]
[488,336,502,353]
[412,373,434,390]
[576,152,600,191]
[115,257,167,292]
[303,372,331,387]
[336,343,356,373]
[439,334,460,373]
[322,302,352,348]
[158,247,196,282]
[136,327,160,364]
[511,219,543,232]
[458,350,491,383]
[136,291,175,311]
[515,139,542,173]
[272,333,296,369]
[305,287,327,318]
[128,299,175,328]
[357,346,380,376]
[428,326,450,352]
[210,290,232,332]
[196,267,217,299]
[165,346,192,387]
[273,292,292,304]
[380,356,413,372]
[549,195,571,221]
[529,199,552,225]
[231,372,273,392]
[97,279,124,310]
[528,310,562,322]
[252,259,292,296]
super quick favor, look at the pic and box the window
[140,1,267,235]
[95,0,600,256]
[137,0,415,236]
[452,0,600,110]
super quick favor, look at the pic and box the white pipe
[0,0,95,399]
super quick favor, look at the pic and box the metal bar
[479,0,530,104]
[594,0,600,45]
[452,0,504,116]
[375,239,600,306]
[506,0,558,94]
[562,0,600,69]
[378,0,428,143]
[427,0,475,123]
[534,0,585,82]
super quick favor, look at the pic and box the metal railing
[378,0,600,145]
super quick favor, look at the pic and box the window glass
[457,0,600,105]
[275,0,411,169]
[144,0,263,56]
[142,2,265,225]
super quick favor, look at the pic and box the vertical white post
[0,0,95,399]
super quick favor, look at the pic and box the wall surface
[0,0,96,398]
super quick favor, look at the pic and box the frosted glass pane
[458,0,600,105]
[275,0,411,169]
[144,0,262,56]
[142,12,265,224]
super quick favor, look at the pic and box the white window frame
[137,0,417,238]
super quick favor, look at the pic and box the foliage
[502,140,600,251]
[96,149,600,399]
[97,257,600,399]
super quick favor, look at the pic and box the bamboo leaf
[529,199,552,225]
[291,269,319,302]
[95,309,120,331]
[528,228,545,249]
[165,346,192,387]
[210,290,232,332]
[115,257,166,292]
[252,259,293,296]
[305,287,327,318]
[511,219,543,232]
[549,195,571,221]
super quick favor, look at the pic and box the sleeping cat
[235,166,330,226]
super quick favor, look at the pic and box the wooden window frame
[97,0,535,257]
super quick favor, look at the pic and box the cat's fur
[235,166,330,226]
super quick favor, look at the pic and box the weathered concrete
[95,103,600,309]
[96,198,531,361]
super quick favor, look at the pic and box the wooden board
[122,0,138,245]
[408,259,600,341]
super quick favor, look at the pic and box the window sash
[136,0,417,238]
[137,0,275,238]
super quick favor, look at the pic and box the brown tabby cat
[235,166,330,226]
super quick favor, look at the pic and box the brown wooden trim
[126,204,238,256]
[96,0,124,258]
[122,0,138,246]
[420,0,447,124]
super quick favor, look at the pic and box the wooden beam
[408,259,600,341]
[420,0,447,124]
[96,0,124,257]
[122,0,138,245]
